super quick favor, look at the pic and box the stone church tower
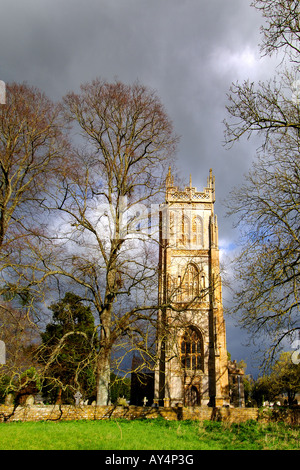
[154,168,229,407]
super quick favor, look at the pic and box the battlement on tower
[166,167,215,203]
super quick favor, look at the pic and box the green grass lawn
[0,418,298,450]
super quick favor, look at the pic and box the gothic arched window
[180,327,204,372]
[183,263,199,300]
[192,215,203,247]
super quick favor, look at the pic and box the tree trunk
[96,347,111,406]
[96,305,112,406]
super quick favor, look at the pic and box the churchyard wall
[0,404,299,425]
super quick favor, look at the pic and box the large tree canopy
[40,79,179,404]
[0,79,178,407]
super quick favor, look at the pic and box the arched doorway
[185,385,200,406]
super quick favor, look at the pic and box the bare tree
[0,83,69,412]
[224,70,300,149]
[252,0,300,62]
[225,1,300,148]
[0,82,67,299]
[0,302,40,385]
[226,146,300,362]
[38,79,178,405]
[224,0,300,365]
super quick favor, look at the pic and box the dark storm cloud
[0,0,265,192]
[0,0,277,374]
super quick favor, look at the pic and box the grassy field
[0,418,299,450]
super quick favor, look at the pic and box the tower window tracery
[192,215,203,247]
[180,327,204,372]
[183,263,199,300]
[174,263,206,302]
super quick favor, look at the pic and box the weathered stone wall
[0,404,299,425]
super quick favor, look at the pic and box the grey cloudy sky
[0,0,279,374]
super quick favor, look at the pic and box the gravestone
[34,394,44,405]
[74,391,82,406]
[25,395,35,405]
